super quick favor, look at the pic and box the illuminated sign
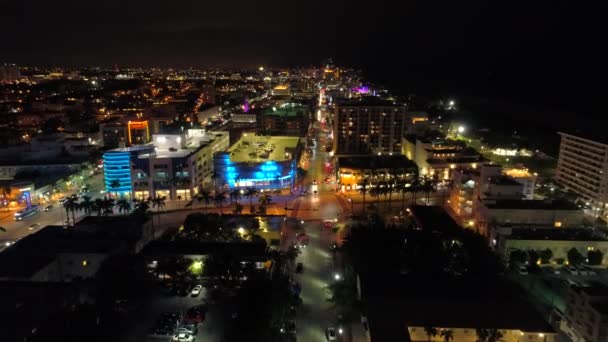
[127,121,150,145]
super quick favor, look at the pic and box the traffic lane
[295,221,336,342]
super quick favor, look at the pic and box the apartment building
[555,132,608,218]
[333,96,409,155]
[561,282,608,342]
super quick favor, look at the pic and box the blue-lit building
[103,130,229,199]
[103,146,153,197]
[213,134,302,190]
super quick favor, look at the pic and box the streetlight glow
[334,273,341,281]
[457,125,465,134]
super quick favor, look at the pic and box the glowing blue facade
[213,152,296,190]
[103,151,133,196]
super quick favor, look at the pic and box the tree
[410,177,422,205]
[116,199,131,214]
[1,186,11,211]
[63,196,79,227]
[0,226,6,232]
[196,189,211,208]
[233,202,243,215]
[540,248,553,264]
[486,329,503,342]
[358,178,369,214]
[109,179,121,197]
[440,329,454,342]
[151,196,166,225]
[133,198,150,217]
[567,248,584,266]
[79,195,93,215]
[214,191,227,208]
[424,327,438,341]
[509,249,527,267]
[326,267,360,322]
[211,171,221,190]
[588,250,604,265]
[230,189,242,204]
[527,250,540,265]
[244,188,258,211]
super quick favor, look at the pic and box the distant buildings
[259,103,310,137]
[0,63,21,82]
[333,96,410,155]
[213,134,302,190]
[555,132,608,218]
[103,129,229,200]
[561,282,608,342]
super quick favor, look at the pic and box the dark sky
[2,0,607,116]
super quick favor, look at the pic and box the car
[28,223,41,230]
[567,266,579,275]
[326,327,337,341]
[43,205,53,212]
[518,266,528,275]
[171,333,195,342]
[323,221,333,229]
[295,263,303,273]
[191,285,203,297]
[58,197,68,204]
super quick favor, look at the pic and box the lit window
[82,260,88,267]
[554,221,562,228]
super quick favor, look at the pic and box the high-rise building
[0,63,21,82]
[555,132,608,218]
[259,103,310,137]
[333,97,409,155]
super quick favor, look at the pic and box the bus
[14,205,41,221]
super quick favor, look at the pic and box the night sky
[2,0,607,117]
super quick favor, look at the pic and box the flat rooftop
[483,199,580,210]
[335,95,398,107]
[262,103,309,117]
[226,134,300,162]
[508,228,607,241]
[489,175,522,186]
[338,155,416,170]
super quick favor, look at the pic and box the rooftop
[489,175,523,186]
[262,103,309,117]
[337,155,417,170]
[362,274,555,340]
[573,281,608,297]
[483,199,580,210]
[508,228,607,241]
[226,134,300,162]
[335,95,398,107]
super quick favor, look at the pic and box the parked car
[44,205,53,212]
[191,285,202,297]
[518,266,528,275]
[326,327,337,341]
[296,263,303,273]
[28,223,41,230]
[567,266,579,276]
[171,333,195,342]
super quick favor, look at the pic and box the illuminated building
[335,155,417,192]
[127,120,150,145]
[259,103,310,136]
[561,282,608,342]
[103,130,229,199]
[402,133,484,180]
[555,132,608,218]
[100,121,127,148]
[272,84,291,97]
[333,96,410,155]
[213,134,302,190]
[503,166,537,199]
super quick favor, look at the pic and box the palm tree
[244,187,258,211]
[92,198,104,216]
[109,179,121,197]
[116,199,131,214]
[486,329,503,342]
[357,178,370,214]
[258,192,272,214]
[230,189,242,204]
[210,171,221,190]
[152,196,166,224]
[410,177,422,205]
[233,202,243,215]
[196,189,211,208]
[0,226,7,232]
[79,195,93,215]
[396,180,410,211]
[440,329,454,342]
[422,176,437,205]
[214,191,227,208]
[63,196,80,226]
[133,198,150,217]
[102,198,115,215]
[424,326,438,341]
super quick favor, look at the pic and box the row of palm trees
[423,327,503,342]
[357,175,438,213]
[191,187,273,215]
[62,195,167,226]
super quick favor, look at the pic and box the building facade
[333,97,409,155]
[103,130,229,200]
[259,103,310,137]
[555,132,608,218]
[561,283,608,342]
[213,134,301,190]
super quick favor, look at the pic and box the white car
[518,266,528,275]
[191,285,202,297]
[172,333,195,342]
[29,223,41,230]
[326,327,337,341]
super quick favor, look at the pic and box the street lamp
[457,125,465,134]
[338,327,344,335]
[334,273,341,281]
[348,198,353,213]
